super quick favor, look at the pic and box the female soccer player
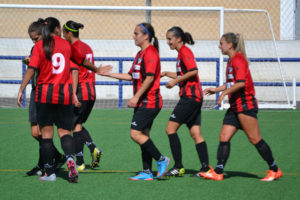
[200,32,282,181]
[102,23,170,181]
[17,17,81,183]
[63,20,103,171]
[25,19,65,176]
[161,26,210,177]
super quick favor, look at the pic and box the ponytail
[41,17,60,61]
[64,20,84,38]
[222,32,249,62]
[138,23,159,52]
[167,26,195,45]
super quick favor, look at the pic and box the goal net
[0,4,294,109]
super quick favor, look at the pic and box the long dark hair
[63,20,84,38]
[167,26,195,45]
[138,22,159,52]
[42,17,60,61]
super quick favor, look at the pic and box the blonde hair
[222,32,249,63]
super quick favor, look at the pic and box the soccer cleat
[54,155,66,169]
[40,173,56,182]
[130,172,154,181]
[76,163,86,172]
[90,148,103,169]
[26,166,43,176]
[199,168,223,181]
[156,156,170,178]
[67,159,78,183]
[261,169,283,182]
[165,167,185,177]
[191,165,214,177]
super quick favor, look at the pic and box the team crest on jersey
[176,60,180,66]
[228,67,233,72]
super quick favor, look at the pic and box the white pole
[293,77,297,109]
[219,7,224,110]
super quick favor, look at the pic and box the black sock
[60,135,75,160]
[141,139,162,161]
[41,138,55,175]
[53,145,62,161]
[37,135,43,169]
[140,145,152,171]
[73,130,85,165]
[255,139,278,172]
[168,133,183,168]
[215,142,230,174]
[196,141,209,171]
[82,127,96,153]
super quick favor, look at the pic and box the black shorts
[131,107,160,131]
[73,100,95,127]
[29,89,37,125]
[169,98,202,128]
[223,108,258,129]
[36,103,74,131]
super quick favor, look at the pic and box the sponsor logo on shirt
[132,72,140,79]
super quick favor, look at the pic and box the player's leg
[238,112,282,181]
[200,109,238,181]
[56,104,78,183]
[73,123,85,171]
[189,125,210,176]
[129,107,170,180]
[164,120,185,177]
[36,103,56,181]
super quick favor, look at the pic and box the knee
[248,137,261,145]
[219,134,230,142]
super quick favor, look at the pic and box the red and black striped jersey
[72,40,96,101]
[128,44,163,109]
[176,45,203,102]
[226,52,257,112]
[29,36,82,105]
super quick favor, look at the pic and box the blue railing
[1,55,300,108]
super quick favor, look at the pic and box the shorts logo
[131,121,138,126]
[170,114,176,118]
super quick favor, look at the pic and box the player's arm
[103,73,133,81]
[165,70,197,89]
[128,75,154,108]
[217,81,245,106]
[161,71,177,79]
[17,67,35,107]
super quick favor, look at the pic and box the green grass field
[0,108,300,200]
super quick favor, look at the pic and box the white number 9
[52,53,65,74]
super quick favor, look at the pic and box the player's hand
[128,96,138,108]
[217,92,225,107]
[73,94,82,108]
[204,88,217,96]
[17,91,23,107]
[22,56,30,65]
[161,71,166,77]
[96,64,113,75]
[166,79,177,89]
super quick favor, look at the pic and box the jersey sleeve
[143,50,158,76]
[28,43,41,70]
[181,48,197,71]
[70,61,79,71]
[233,56,247,82]
[71,44,85,66]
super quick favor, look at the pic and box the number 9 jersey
[29,35,83,105]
